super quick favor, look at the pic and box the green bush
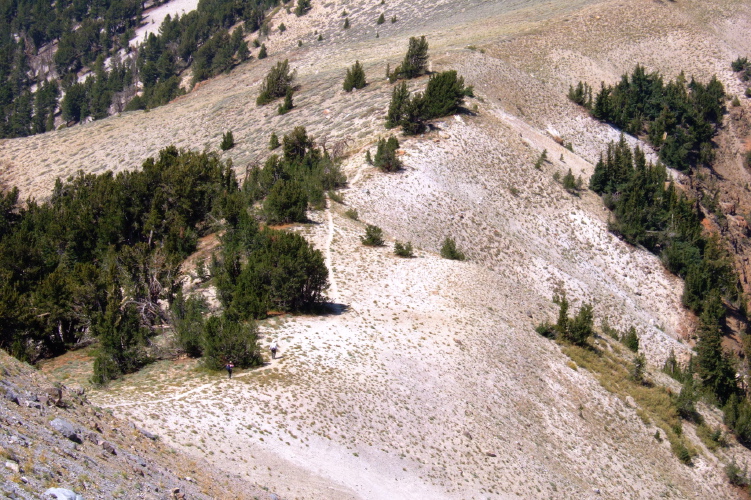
[440,237,465,260]
[622,326,639,352]
[374,137,402,172]
[257,59,294,105]
[725,458,749,487]
[171,290,208,358]
[400,36,428,79]
[343,61,367,92]
[264,179,308,224]
[344,208,359,220]
[361,224,384,246]
[202,315,262,370]
[295,0,311,16]
[394,241,414,257]
[220,130,235,150]
[377,13,385,25]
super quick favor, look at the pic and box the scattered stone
[45,387,63,406]
[101,441,117,455]
[5,460,19,473]
[463,431,472,440]
[86,432,101,445]
[44,488,84,500]
[138,428,158,440]
[485,452,497,457]
[20,476,28,483]
[50,418,82,443]
[4,388,19,405]
[270,494,280,500]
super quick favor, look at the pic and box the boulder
[44,488,84,500]
[101,441,117,455]
[4,388,19,405]
[50,418,82,443]
[138,427,158,440]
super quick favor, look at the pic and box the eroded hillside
[5,0,751,498]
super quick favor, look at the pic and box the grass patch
[562,341,696,464]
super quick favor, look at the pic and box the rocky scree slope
[0,350,278,499]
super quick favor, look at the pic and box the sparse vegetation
[394,241,414,257]
[440,237,465,261]
[361,224,384,246]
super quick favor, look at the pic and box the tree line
[569,65,725,171]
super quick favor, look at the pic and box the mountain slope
[5,0,751,498]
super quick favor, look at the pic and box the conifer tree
[258,43,268,59]
[377,13,385,25]
[269,132,280,150]
[401,36,429,79]
[386,81,409,128]
[220,130,235,150]
[257,59,295,105]
[295,0,312,16]
[373,136,402,172]
[343,61,367,92]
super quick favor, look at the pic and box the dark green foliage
[420,70,472,119]
[695,292,737,404]
[732,57,751,82]
[361,224,384,246]
[663,349,689,382]
[278,22,287,32]
[386,81,410,129]
[565,303,594,346]
[264,179,308,224]
[394,241,414,257]
[201,315,262,370]
[269,132,281,150]
[573,66,725,171]
[385,71,471,133]
[171,290,208,358]
[365,150,373,164]
[400,36,429,79]
[561,168,582,194]
[343,61,367,92]
[725,458,750,488]
[374,137,402,172]
[391,15,397,23]
[629,354,646,384]
[0,147,236,367]
[278,88,294,114]
[344,208,359,220]
[258,43,268,59]
[567,81,593,108]
[622,326,639,352]
[91,299,150,386]
[343,17,350,29]
[675,376,701,422]
[214,224,329,320]
[440,237,465,261]
[550,293,593,347]
[673,441,692,465]
[220,130,235,150]
[377,13,385,25]
[244,126,345,212]
[591,138,739,318]
[534,149,548,170]
[724,394,751,447]
[257,59,295,105]
[295,0,312,16]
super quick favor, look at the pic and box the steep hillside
[0,350,279,498]
[4,0,751,498]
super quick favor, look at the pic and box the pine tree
[377,13,385,25]
[258,43,268,59]
[220,130,235,150]
[278,87,294,114]
[401,36,429,79]
[695,293,737,404]
[257,59,294,105]
[440,237,465,260]
[295,0,312,16]
[361,224,384,246]
[373,136,402,172]
[386,81,409,128]
[269,132,280,150]
[343,17,350,29]
[343,60,367,92]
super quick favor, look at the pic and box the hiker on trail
[270,341,278,360]
[226,362,234,379]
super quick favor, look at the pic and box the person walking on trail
[270,341,278,360]
[225,362,234,379]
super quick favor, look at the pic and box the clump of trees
[373,137,402,172]
[385,71,472,134]
[394,241,414,257]
[390,36,429,80]
[257,59,296,105]
[343,61,367,92]
[440,237,465,261]
[569,65,725,171]
[295,0,312,16]
[0,134,340,383]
